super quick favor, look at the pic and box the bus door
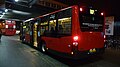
[21,22,26,42]
[40,19,59,50]
[32,22,38,47]
[24,22,31,44]
[20,22,23,40]
[39,14,59,50]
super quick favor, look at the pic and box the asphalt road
[0,35,120,67]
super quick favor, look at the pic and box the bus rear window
[80,14,104,32]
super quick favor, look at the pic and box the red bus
[21,5,105,59]
[4,20,16,36]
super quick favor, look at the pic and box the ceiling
[0,0,68,21]
[2,0,57,21]
[0,0,120,21]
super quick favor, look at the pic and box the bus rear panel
[5,20,16,36]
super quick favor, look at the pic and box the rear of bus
[5,20,16,36]
[38,5,105,59]
[71,6,105,58]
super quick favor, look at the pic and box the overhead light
[12,10,31,15]
[15,0,19,2]
[5,9,8,12]
[2,12,5,15]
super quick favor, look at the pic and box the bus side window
[50,27,55,32]
[49,20,56,35]
[58,25,63,33]
[44,27,49,35]
[58,17,71,35]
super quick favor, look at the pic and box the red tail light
[80,8,83,12]
[73,36,79,41]
[101,12,104,16]
[104,35,106,39]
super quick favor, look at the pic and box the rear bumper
[48,47,105,59]
[71,48,105,59]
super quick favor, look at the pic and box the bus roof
[34,5,76,20]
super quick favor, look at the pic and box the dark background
[57,0,120,17]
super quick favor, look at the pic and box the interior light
[90,9,94,14]
[80,8,83,11]
[24,18,34,22]
[23,26,26,28]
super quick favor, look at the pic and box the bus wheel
[41,43,47,53]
